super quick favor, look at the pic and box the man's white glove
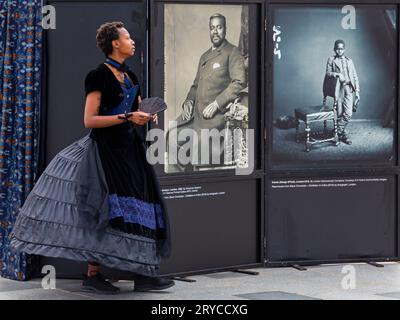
[182,100,194,120]
[203,100,219,119]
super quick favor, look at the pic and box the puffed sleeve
[84,69,105,96]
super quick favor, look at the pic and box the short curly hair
[334,39,346,50]
[96,21,125,56]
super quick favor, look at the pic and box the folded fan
[139,97,167,114]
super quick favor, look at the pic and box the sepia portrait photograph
[164,4,249,173]
[271,5,397,168]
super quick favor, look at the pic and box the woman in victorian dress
[11,21,173,294]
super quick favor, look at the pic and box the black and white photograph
[164,4,249,173]
[3,0,400,304]
[271,5,397,167]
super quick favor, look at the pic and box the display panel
[267,176,397,262]
[271,4,397,168]
[163,4,250,173]
[160,179,260,274]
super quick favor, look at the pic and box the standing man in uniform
[326,39,360,145]
[168,13,246,171]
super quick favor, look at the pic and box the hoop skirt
[10,68,170,276]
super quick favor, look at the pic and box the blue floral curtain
[0,0,42,280]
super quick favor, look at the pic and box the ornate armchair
[294,75,340,152]
[224,89,249,168]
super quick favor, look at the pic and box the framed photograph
[270,4,397,168]
[163,3,251,173]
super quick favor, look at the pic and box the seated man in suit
[168,13,246,171]
[326,39,360,145]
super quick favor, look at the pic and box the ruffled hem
[11,214,160,275]
[10,238,159,276]
[10,133,170,274]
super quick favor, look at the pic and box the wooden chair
[223,90,249,167]
[294,75,340,152]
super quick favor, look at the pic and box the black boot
[81,273,120,295]
[133,274,175,292]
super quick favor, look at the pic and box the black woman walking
[11,21,173,294]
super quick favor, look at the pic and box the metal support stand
[292,264,307,271]
[172,276,197,283]
[367,261,384,268]
[232,269,259,276]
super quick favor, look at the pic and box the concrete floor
[1,262,399,300]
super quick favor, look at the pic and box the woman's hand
[129,111,151,125]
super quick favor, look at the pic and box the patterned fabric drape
[0,0,42,280]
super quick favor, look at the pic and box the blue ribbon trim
[108,194,165,230]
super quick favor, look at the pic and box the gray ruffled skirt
[10,134,168,276]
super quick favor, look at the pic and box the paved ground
[1,262,399,300]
